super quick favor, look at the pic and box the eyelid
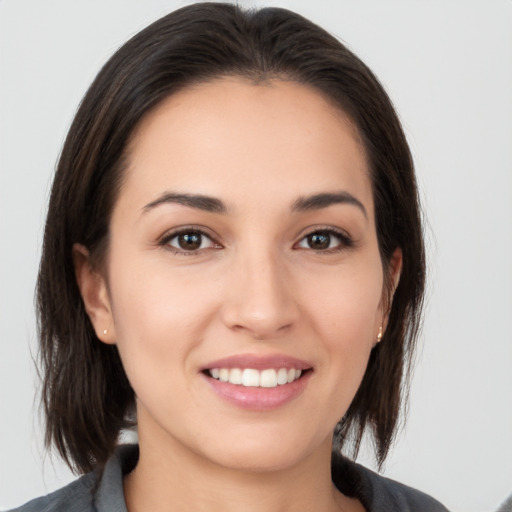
[294,226,354,251]
[156,224,354,255]
[158,225,223,254]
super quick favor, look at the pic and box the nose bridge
[222,240,296,338]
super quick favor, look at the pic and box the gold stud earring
[376,326,383,343]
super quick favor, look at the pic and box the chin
[194,429,328,474]
[209,448,306,473]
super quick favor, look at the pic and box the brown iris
[177,232,202,250]
[307,232,331,250]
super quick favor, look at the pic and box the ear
[72,243,116,344]
[381,247,402,333]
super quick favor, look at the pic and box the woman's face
[82,78,392,471]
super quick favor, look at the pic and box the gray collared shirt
[8,444,449,512]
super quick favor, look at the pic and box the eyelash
[158,227,220,256]
[158,227,353,256]
[294,227,354,253]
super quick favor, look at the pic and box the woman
[11,3,448,511]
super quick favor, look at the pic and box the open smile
[201,355,313,409]
[207,367,304,388]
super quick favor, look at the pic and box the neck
[123,426,358,512]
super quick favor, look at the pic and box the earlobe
[72,243,116,344]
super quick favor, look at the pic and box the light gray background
[1,1,511,510]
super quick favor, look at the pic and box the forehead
[120,78,372,214]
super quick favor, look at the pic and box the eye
[161,229,220,254]
[296,229,352,251]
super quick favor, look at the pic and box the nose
[220,248,298,340]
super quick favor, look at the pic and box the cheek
[109,246,213,327]
[306,259,383,337]
[105,253,220,387]
[302,259,383,382]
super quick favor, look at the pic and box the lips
[201,354,312,409]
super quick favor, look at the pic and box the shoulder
[356,463,450,511]
[332,453,450,512]
[6,473,96,512]
[7,444,138,512]
[498,494,512,512]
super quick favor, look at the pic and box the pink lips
[201,354,312,410]
[202,354,312,371]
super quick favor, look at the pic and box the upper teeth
[209,368,302,388]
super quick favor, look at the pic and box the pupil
[309,232,330,249]
[179,233,201,250]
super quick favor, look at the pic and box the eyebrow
[142,190,367,217]
[142,192,227,214]
[292,192,367,218]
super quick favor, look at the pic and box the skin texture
[75,78,400,512]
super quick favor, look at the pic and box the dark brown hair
[38,2,425,474]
